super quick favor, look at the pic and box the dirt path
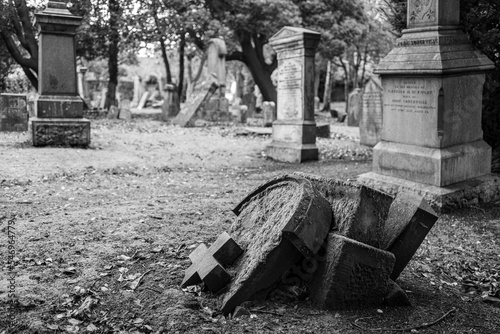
[0,116,498,333]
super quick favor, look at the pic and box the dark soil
[1,114,499,333]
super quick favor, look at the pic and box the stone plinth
[34,1,90,147]
[359,0,495,203]
[266,27,321,163]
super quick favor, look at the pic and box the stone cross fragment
[181,232,243,292]
[383,193,438,280]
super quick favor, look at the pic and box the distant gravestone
[161,84,180,121]
[173,81,219,127]
[360,77,383,147]
[107,105,119,119]
[137,92,149,110]
[314,96,320,112]
[265,27,321,163]
[347,88,362,127]
[241,92,256,118]
[262,101,276,127]
[119,99,132,121]
[0,94,29,132]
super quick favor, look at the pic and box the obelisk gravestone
[358,0,497,208]
[266,27,321,163]
[31,1,90,147]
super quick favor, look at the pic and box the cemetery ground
[0,112,499,334]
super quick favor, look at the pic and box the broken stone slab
[181,232,243,292]
[293,172,394,248]
[232,175,333,257]
[384,279,411,307]
[173,81,219,127]
[221,175,333,314]
[383,194,438,280]
[308,233,395,310]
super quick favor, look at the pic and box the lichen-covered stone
[221,175,332,314]
[31,118,90,147]
[308,233,395,310]
[293,172,393,248]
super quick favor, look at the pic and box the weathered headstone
[0,94,29,132]
[77,65,91,108]
[347,88,362,127]
[131,75,142,108]
[137,92,149,110]
[107,105,119,119]
[99,87,108,110]
[221,175,333,314]
[173,81,219,127]
[314,96,320,112]
[382,193,438,280]
[360,76,383,147]
[31,1,90,147]
[266,27,321,163]
[181,232,243,292]
[241,92,256,118]
[161,84,180,121]
[262,101,276,127]
[118,99,131,121]
[308,234,395,310]
[359,0,497,207]
[316,123,330,138]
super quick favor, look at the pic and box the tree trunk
[159,38,171,84]
[322,60,332,112]
[238,31,277,103]
[360,45,369,89]
[105,0,120,109]
[177,33,186,100]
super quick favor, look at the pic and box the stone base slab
[265,142,318,163]
[36,95,84,118]
[30,118,90,147]
[357,172,500,212]
[373,140,491,187]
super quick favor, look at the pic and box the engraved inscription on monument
[277,58,303,119]
[385,79,436,115]
[409,0,437,26]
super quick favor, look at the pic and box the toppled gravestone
[220,175,333,314]
[309,233,396,310]
[181,173,438,315]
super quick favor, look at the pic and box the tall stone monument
[358,0,498,208]
[266,27,321,163]
[31,1,90,147]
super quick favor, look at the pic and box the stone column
[31,1,90,147]
[265,27,321,163]
[206,38,228,119]
[358,0,498,208]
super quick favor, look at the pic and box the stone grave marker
[173,81,219,127]
[161,84,180,121]
[107,105,119,119]
[0,94,29,132]
[382,192,438,280]
[77,65,91,108]
[309,233,395,310]
[347,88,362,127]
[360,76,383,147]
[119,99,132,121]
[220,175,333,314]
[137,92,149,110]
[262,101,276,127]
[241,92,256,119]
[31,1,90,147]
[266,27,321,163]
[359,0,498,208]
[314,96,320,112]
